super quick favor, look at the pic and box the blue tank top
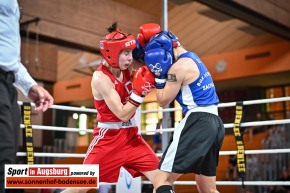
[175,52,219,114]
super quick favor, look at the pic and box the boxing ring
[16,96,290,192]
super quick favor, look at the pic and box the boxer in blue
[136,24,225,193]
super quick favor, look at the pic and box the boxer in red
[61,22,161,193]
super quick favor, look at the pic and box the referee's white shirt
[0,0,37,96]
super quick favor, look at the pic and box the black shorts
[159,112,225,176]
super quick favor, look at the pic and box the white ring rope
[19,119,290,134]
[18,96,290,113]
[16,148,290,158]
[17,101,97,113]
[20,124,93,133]
[49,104,97,113]
[17,152,85,158]
[70,181,290,186]
[141,180,290,186]
[18,96,290,135]
[147,119,290,133]
[142,96,290,113]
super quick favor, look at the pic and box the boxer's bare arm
[156,58,200,107]
[156,62,183,107]
[91,71,136,122]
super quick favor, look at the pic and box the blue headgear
[144,31,179,62]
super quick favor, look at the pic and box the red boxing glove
[129,66,155,107]
[137,23,161,47]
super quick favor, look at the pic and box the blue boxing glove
[144,48,173,89]
[132,39,145,61]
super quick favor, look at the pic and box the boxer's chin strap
[233,101,246,191]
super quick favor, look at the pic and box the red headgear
[100,29,136,68]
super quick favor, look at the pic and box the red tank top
[94,65,133,122]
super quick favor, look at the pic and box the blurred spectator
[278,167,290,192]
[152,120,162,153]
[225,155,237,180]
[267,168,290,193]
[246,154,259,180]
[245,112,266,141]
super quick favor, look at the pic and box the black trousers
[0,69,21,192]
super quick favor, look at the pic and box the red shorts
[83,127,159,182]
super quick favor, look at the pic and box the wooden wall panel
[57,50,102,81]
[169,2,203,33]
[268,0,290,12]
[18,0,159,51]
[20,40,57,82]
[234,0,290,28]
[203,42,290,81]
[112,0,176,18]
[168,1,285,57]
[53,76,92,103]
